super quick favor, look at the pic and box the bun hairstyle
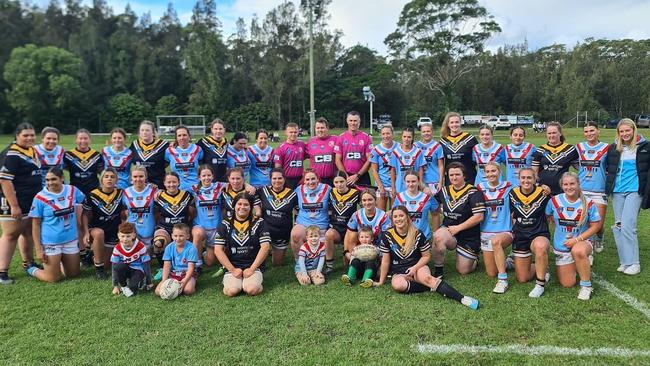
[41,126,61,138]
[230,132,248,145]
[15,123,35,137]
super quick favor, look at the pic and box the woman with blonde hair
[605,118,650,275]
[375,205,480,310]
[545,172,601,300]
[439,112,478,184]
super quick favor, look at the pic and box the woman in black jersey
[152,172,195,275]
[130,120,169,189]
[439,112,478,185]
[197,119,229,182]
[81,168,124,279]
[64,129,103,195]
[219,167,261,220]
[376,205,480,310]
[506,167,551,297]
[532,122,578,195]
[259,168,298,266]
[432,162,485,278]
[215,192,271,297]
[324,171,359,274]
[0,123,41,284]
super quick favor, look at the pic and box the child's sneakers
[153,268,163,281]
[121,286,134,298]
[360,279,373,288]
[340,274,352,286]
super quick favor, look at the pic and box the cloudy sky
[25,0,650,54]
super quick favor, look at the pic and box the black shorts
[456,239,480,261]
[0,196,33,218]
[269,229,290,250]
[512,232,550,258]
[351,172,371,188]
[329,224,347,240]
[89,225,119,246]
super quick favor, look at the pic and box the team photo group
[0,111,648,309]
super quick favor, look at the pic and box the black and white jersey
[379,227,430,275]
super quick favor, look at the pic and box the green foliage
[3,44,85,131]
[223,102,276,132]
[103,93,151,132]
[155,95,182,116]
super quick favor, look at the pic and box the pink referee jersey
[334,131,372,174]
[306,135,337,179]
[273,140,306,179]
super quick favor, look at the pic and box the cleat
[95,270,108,280]
[462,296,480,310]
[341,274,352,286]
[593,240,604,253]
[324,266,334,276]
[359,279,373,288]
[492,280,509,294]
[0,273,15,285]
[529,284,545,298]
[211,267,225,278]
[577,286,592,301]
[617,264,628,272]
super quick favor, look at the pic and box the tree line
[1,0,648,134]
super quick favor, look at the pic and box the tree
[385,0,501,110]
[155,94,182,116]
[103,93,151,131]
[3,44,85,130]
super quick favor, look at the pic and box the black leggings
[112,262,145,290]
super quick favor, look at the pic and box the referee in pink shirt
[335,111,373,188]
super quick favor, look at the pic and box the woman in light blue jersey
[576,122,608,253]
[192,165,225,268]
[605,118,650,276]
[290,169,331,259]
[247,129,274,188]
[26,167,85,282]
[165,125,203,191]
[122,166,158,248]
[476,162,515,293]
[370,125,397,210]
[227,132,252,182]
[102,128,133,189]
[545,172,601,300]
[504,126,536,186]
[472,125,505,186]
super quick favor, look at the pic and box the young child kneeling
[295,225,326,286]
[341,226,377,288]
[155,223,199,297]
[111,222,152,297]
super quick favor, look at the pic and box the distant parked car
[372,115,392,129]
[606,118,621,129]
[416,117,433,128]
[637,115,650,128]
[486,117,511,130]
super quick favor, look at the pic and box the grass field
[1,127,650,365]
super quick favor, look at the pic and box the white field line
[416,344,650,357]
[592,272,650,320]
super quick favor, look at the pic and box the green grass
[2,127,650,365]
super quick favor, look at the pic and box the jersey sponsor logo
[314,154,333,163]
[346,152,362,160]
[289,160,303,168]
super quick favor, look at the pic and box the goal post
[155,115,207,136]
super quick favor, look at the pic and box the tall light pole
[363,86,375,135]
[308,1,316,136]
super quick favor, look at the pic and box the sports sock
[346,265,357,281]
[26,266,39,277]
[361,268,373,281]
[580,280,592,287]
[497,272,508,281]
[433,265,444,278]
[326,259,334,270]
[406,281,429,294]
[435,280,464,302]
[95,263,105,271]
[535,276,546,287]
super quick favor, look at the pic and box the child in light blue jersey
[155,223,199,297]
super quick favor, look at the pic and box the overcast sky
[25,0,650,54]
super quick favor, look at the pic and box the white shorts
[583,191,608,205]
[43,240,80,256]
[554,242,593,266]
[376,186,392,198]
[480,232,513,252]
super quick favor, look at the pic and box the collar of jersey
[11,143,35,159]
[449,183,472,201]
[333,188,356,202]
[513,186,544,205]
[93,188,119,203]
[136,138,163,152]
[71,147,98,161]
[542,142,569,154]
[446,132,469,144]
